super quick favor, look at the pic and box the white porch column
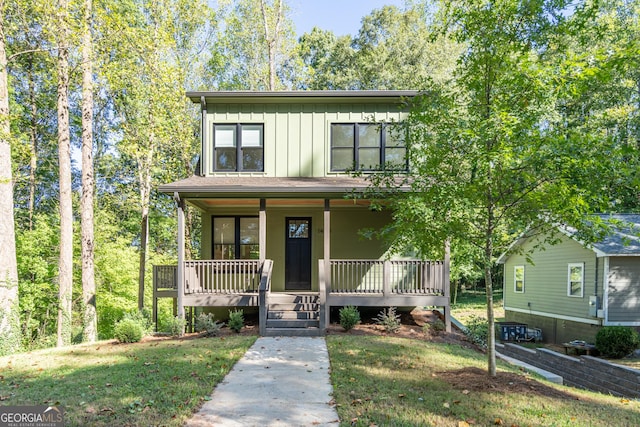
[175,193,185,323]
[259,199,266,261]
[322,199,331,330]
[444,239,451,332]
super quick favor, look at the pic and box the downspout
[200,96,206,176]
[603,257,610,325]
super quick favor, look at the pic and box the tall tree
[81,0,97,342]
[56,0,73,347]
[366,0,627,376]
[207,0,299,90]
[0,0,22,356]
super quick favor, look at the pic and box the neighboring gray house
[498,214,640,344]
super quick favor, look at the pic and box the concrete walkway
[184,337,340,427]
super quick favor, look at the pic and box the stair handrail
[258,259,273,336]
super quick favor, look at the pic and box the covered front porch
[155,176,451,335]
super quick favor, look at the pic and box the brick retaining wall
[497,343,640,398]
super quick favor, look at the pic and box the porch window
[213,124,264,172]
[213,217,259,259]
[567,263,584,297]
[330,123,407,171]
[514,265,525,293]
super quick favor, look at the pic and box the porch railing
[184,260,262,294]
[153,265,178,291]
[329,259,447,295]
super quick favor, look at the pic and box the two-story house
[153,91,451,336]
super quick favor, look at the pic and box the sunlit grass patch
[327,335,640,427]
[0,336,256,426]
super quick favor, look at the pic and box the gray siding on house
[503,233,602,321]
[607,257,640,324]
[202,102,407,178]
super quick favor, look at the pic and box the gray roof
[186,90,419,104]
[586,214,640,256]
[158,175,406,199]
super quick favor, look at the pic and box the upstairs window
[567,263,584,297]
[213,124,264,172]
[331,123,407,171]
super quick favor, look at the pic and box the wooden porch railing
[183,260,262,294]
[328,259,447,295]
[153,265,178,291]
[258,259,274,336]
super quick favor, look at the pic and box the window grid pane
[568,264,583,297]
[213,124,264,172]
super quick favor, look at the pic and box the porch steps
[264,293,321,337]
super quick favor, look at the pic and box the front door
[285,217,312,290]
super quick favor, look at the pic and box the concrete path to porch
[184,336,340,427]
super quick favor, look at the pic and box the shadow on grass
[327,336,640,427]
[0,336,256,427]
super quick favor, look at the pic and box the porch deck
[153,258,450,335]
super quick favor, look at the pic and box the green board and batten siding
[202,102,406,178]
[503,233,603,322]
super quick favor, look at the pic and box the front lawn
[451,289,505,324]
[0,336,256,426]
[327,335,640,427]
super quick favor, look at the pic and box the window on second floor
[567,263,584,297]
[330,123,407,172]
[213,124,264,172]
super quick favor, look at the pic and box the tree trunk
[485,216,497,377]
[137,150,152,311]
[260,0,283,91]
[56,0,73,347]
[0,3,22,355]
[81,0,96,343]
[27,56,37,230]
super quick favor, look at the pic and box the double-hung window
[514,265,525,293]
[213,217,259,259]
[213,124,264,172]
[331,123,407,171]
[567,263,584,297]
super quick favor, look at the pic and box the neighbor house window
[567,263,584,297]
[514,265,525,293]
[330,123,407,171]
[213,124,264,172]
[213,217,259,259]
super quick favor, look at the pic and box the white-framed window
[567,263,584,297]
[514,265,525,293]
[330,123,407,171]
[213,124,264,171]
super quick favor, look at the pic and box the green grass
[0,336,256,426]
[451,289,505,324]
[327,335,640,427]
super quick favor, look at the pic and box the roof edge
[187,90,419,103]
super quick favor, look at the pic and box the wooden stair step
[266,319,320,328]
[267,310,319,320]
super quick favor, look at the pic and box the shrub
[122,309,153,335]
[228,309,244,333]
[195,312,223,336]
[339,306,361,331]
[375,307,401,333]
[423,318,446,335]
[465,316,489,347]
[113,318,144,343]
[167,316,186,337]
[595,326,640,358]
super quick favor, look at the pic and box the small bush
[113,318,144,343]
[339,306,361,331]
[423,319,446,335]
[167,316,185,337]
[465,316,489,347]
[595,326,640,358]
[228,309,244,333]
[195,312,224,336]
[375,307,401,333]
[122,310,153,335]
